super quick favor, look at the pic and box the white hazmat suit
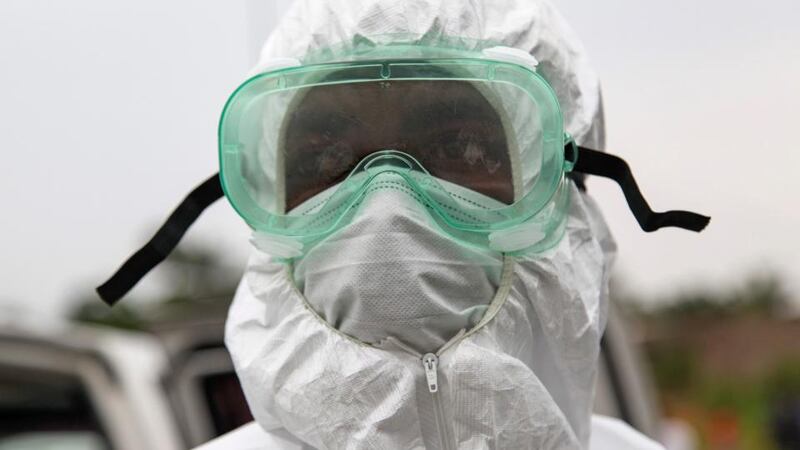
[199,0,666,449]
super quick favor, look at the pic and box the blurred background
[0,1,798,449]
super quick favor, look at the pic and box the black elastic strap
[96,173,224,306]
[571,145,710,232]
[97,147,708,305]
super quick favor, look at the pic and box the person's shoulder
[193,422,313,450]
[590,415,665,450]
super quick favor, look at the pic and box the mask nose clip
[362,150,415,175]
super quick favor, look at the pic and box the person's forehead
[289,80,506,124]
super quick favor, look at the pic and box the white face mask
[291,180,505,353]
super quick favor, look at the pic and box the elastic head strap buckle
[563,134,579,173]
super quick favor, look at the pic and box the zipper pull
[422,353,439,393]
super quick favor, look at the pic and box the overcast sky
[1,0,798,317]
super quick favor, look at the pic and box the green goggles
[97,45,710,305]
[220,47,570,253]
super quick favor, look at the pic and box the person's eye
[424,130,463,159]
[292,157,317,177]
[316,143,356,181]
[441,140,465,159]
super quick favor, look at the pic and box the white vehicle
[0,317,182,450]
[0,304,662,449]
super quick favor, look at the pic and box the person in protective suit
[98,0,709,448]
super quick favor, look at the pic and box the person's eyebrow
[399,97,503,132]
[287,108,367,137]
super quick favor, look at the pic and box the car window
[201,372,253,436]
[0,366,109,450]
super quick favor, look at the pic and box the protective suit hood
[256,0,606,150]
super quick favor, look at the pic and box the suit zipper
[385,333,465,450]
[422,353,454,450]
